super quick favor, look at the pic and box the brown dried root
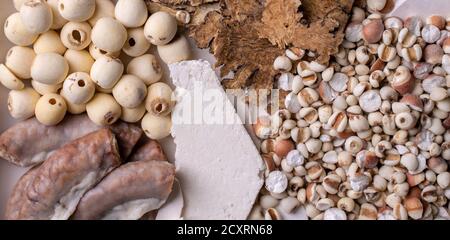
[257,0,353,63]
[190,1,283,91]
[256,0,302,49]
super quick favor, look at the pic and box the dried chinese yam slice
[189,11,222,48]
[188,0,282,91]
[72,160,175,220]
[221,0,264,21]
[5,129,121,220]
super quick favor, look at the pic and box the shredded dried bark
[221,0,265,21]
[257,0,302,48]
[190,1,283,91]
[189,11,221,48]
[146,0,220,25]
[258,0,353,63]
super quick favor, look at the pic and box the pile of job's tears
[251,0,450,220]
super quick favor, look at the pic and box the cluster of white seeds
[1,0,192,140]
[251,1,450,220]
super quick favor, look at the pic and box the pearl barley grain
[274,56,292,72]
[324,208,347,220]
[359,90,382,112]
[266,171,288,194]
[260,195,279,209]
[286,150,304,167]
[401,153,419,172]
[430,87,448,101]
[422,24,441,43]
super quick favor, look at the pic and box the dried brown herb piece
[189,11,222,48]
[189,1,283,91]
[258,0,353,64]
[221,0,264,21]
[166,0,354,89]
[257,0,302,48]
[210,17,283,90]
[289,22,345,64]
[300,0,353,27]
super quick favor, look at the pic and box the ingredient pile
[0,0,190,220]
[2,0,190,139]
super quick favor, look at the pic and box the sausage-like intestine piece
[5,129,121,220]
[128,139,167,162]
[72,160,175,220]
[0,114,142,167]
[4,167,39,220]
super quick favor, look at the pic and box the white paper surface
[389,0,450,19]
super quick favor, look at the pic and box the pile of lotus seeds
[250,0,450,220]
[0,0,191,140]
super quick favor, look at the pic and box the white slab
[170,60,265,220]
